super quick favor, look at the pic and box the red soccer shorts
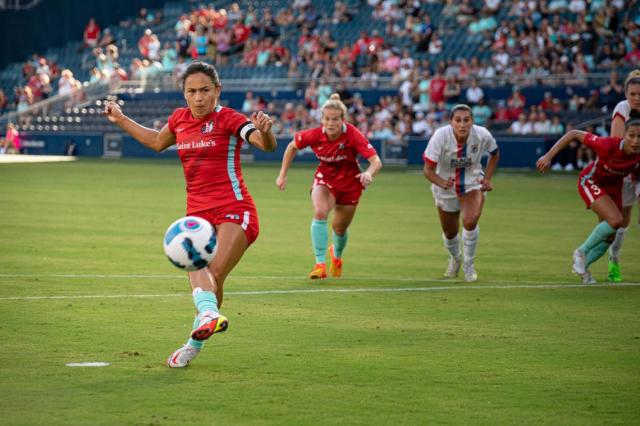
[311,170,363,205]
[191,201,260,246]
[578,176,622,211]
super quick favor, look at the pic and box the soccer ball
[163,216,217,271]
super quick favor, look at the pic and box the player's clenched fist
[103,101,124,123]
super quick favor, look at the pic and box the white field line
[2,272,639,285]
[0,282,639,301]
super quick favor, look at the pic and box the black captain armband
[238,121,257,142]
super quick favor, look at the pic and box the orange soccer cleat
[328,245,343,278]
[309,262,327,279]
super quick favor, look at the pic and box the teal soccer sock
[333,230,348,258]
[193,287,219,314]
[586,240,611,267]
[311,219,328,263]
[578,221,616,254]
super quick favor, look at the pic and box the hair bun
[329,93,341,101]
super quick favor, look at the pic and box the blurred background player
[423,104,500,282]
[536,112,640,284]
[1,123,21,154]
[276,94,382,279]
[104,61,276,367]
[607,70,640,282]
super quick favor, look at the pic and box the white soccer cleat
[444,256,462,278]
[167,344,200,368]
[463,261,478,282]
[578,270,597,285]
[572,249,587,275]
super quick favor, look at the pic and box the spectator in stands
[412,111,432,138]
[443,75,461,105]
[58,69,76,98]
[507,87,526,119]
[471,98,492,126]
[83,18,101,49]
[465,79,484,106]
[428,32,443,55]
[490,99,508,124]
[241,91,256,113]
[533,111,552,134]
[509,112,532,134]
[148,33,161,61]
[1,123,21,155]
[549,116,564,134]
[231,19,251,55]
[429,70,447,106]
[161,42,178,72]
[0,89,7,114]
[138,29,154,59]
[98,28,115,48]
[600,71,624,109]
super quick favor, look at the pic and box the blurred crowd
[2,0,638,148]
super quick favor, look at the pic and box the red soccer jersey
[581,133,640,187]
[167,106,256,214]
[294,123,377,185]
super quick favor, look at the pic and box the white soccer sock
[608,227,627,263]
[442,233,460,259]
[462,227,479,265]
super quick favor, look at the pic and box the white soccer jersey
[423,124,499,199]
[612,100,630,122]
[612,100,637,204]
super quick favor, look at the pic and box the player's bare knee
[332,225,347,236]
[313,210,329,220]
[607,216,624,229]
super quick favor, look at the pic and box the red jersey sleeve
[583,133,621,157]
[221,108,255,142]
[294,129,313,150]
[350,126,377,159]
[167,108,181,134]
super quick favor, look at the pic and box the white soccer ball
[163,216,217,271]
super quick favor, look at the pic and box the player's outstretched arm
[276,140,298,191]
[356,154,382,186]
[536,129,587,173]
[103,101,175,152]
[249,111,277,152]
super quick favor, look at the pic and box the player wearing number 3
[536,111,640,284]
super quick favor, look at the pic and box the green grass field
[0,159,639,425]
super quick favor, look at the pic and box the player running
[536,111,640,284]
[606,70,640,282]
[104,61,276,367]
[276,94,382,279]
[423,104,500,282]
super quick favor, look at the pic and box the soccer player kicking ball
[104,62,276,367]
[423,104,500,282]
[276,94,382,279]
[536,111,640,284]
